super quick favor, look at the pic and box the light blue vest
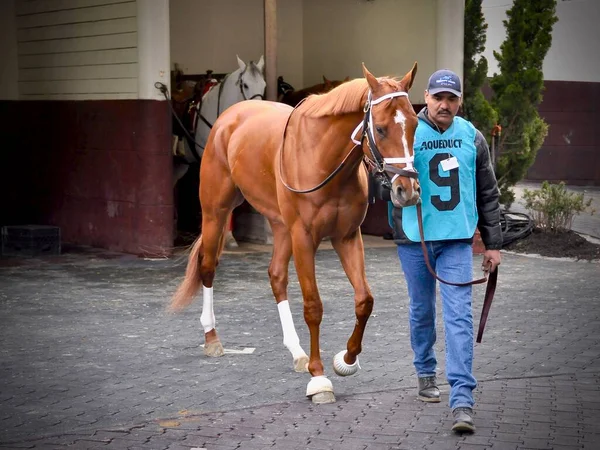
[400,116,478,242]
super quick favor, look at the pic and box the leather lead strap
[416,202,498,343]
[476,268,498,343]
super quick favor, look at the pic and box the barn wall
[527,80,600,186]
[0,100,172,254]
[0,0,19,100]
[1,0,173,256]
[302,0,438,103]
[169,0,304,89]
[16,0,138,100]
[482,0,599,186]
[168,0,444,95]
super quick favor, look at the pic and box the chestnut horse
[170,62,420,404]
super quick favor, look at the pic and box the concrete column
[435,0,465,80]
[137,0,170,100]
[264,0,278,101]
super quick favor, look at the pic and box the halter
[236,65,266,101]
[351,91,418,188]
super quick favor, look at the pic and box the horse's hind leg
[330,230,374,377]
[268,221,309,373]
[198,165,244,357]
[223,212,238,249]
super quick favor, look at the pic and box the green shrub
[522,181,595,233]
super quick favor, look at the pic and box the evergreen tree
[490,0,558,208]
[463,0,497,140]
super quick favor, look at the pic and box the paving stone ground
[1,229,599,450]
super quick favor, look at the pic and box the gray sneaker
[417,376,440,403]
[452,407,475,433]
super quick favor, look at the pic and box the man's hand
[482,249,501,273]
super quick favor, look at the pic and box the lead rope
[416,202,498,343]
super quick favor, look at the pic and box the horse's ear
[362,63,379,92]
[256,55,265,73]
[323,75,331,84]
[237,55,246,72]
[400,61,418,92]
[344,76,350,82]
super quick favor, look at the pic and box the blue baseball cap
[427,69,462,97]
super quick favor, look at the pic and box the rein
[278,99,361,194]
[415,201,498,343]
[280,90,415,194]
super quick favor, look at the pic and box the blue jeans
[397,242,477,409]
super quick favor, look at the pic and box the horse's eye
[243,83,249,90]
[375,126,386,137]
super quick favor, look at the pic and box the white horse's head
[184,55,267,170]
[232,55,266,102]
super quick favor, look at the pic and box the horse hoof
[294,355,309,373]
[333,350,360,377]
[204,341,224,357]
[311,391,336,404]
[225,238,239,249]
[306,375,334,403]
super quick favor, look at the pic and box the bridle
[351,91,419,190]
[280,90,417,193]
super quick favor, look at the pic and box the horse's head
[235,55,266,101]
[361,63,420,208]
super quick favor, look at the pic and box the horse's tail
[169,235,205,311]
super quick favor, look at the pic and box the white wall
[168,0,459,102]
[169,1,265,76]
[275,0,303,89]
[483,0,600,82]
[302,0,438,103]
[137,0,170,100]
[0,0,19,100]
[169,0,304,88]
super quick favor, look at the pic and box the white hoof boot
[306,375,335,404]
[333,350,360,377]
[293,354,309,373]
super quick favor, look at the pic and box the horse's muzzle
[390,180,421,208]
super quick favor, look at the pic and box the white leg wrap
[200,286,215,333]
[277,300,307,360]
[333,350,361,377]
[306,375,333,397]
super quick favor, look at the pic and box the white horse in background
[174,55,266,247]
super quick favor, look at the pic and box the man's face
[424,91,462,130]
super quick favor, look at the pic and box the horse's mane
[297,76,402,118]
[297,79,367,118]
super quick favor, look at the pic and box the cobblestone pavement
[1,237,599,449]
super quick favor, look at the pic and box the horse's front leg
[291,228,335,404]
[268,221,309,372]
[330,230,374,377]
